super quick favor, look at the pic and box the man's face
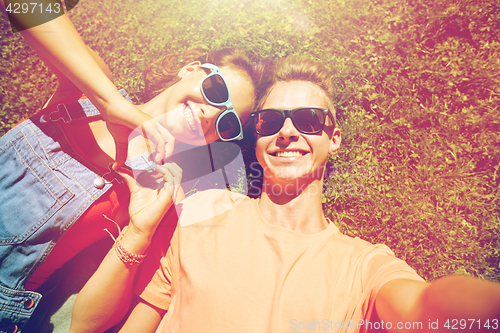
[255,81,341,186]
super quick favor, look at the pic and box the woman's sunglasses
[200,63,243,141]
[250,107,332,136]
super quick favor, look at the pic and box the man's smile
[271,150,308,158]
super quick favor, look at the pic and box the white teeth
[183,105,198,132]
[275,151,303,158]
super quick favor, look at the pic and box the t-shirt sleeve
[365,244,424,290]
[136,246,175,310]
[358,244,425,323]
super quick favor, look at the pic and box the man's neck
[258,178,328,234]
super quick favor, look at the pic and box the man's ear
[328,127,342,155]
[177,61,202,78]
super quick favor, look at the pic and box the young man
[70,56,500,333]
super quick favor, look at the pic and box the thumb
[113,139,128,171]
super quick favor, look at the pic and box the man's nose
[277,118,300,140]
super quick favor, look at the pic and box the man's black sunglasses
[250,107,332,136]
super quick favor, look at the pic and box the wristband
[103,215,147,265]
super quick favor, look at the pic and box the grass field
[1,0,499,283]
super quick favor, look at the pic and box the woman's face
[158,65,255,145]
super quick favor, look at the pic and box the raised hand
[120,162,183,241]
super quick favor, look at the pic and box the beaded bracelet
[113,233,147,265]
[103,215,147,265]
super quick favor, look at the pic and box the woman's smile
[183,103,200,133]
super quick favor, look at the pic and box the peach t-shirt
[136,189,424,333]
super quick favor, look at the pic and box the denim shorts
[0,113,118,332]
[0,102,123,332]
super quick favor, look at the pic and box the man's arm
[376,276,500,332]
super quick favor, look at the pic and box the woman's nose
[202,104,223,120]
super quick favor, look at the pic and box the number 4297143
[444,319,498,330]
[5,2,61,14]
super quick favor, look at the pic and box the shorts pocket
[0,128,73,245]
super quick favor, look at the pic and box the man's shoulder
[329,230,395,259]
[324,233,420,281]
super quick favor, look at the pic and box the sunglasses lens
[294,108,325,133]
[202,74,229,104]
[254,110,284,136]
[254,108,327,136]
[218,112,241,140]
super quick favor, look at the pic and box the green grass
[1,0,499,282]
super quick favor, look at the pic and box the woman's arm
[39,44,115,108]
[70,163,182,333]
[112,297,165,333]
[1,1,174,167]
[70,227,157,333]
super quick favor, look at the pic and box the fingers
[139,120,175,164]
[159,162,183,205]
[105,122,133,171]
[164,162,183,192]
[160,128,175,163]
[151,121,176,163]
[113,140,128,170]
[136,164,180,225]
[105,104,176,171]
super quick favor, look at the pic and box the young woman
[0,46,261,332]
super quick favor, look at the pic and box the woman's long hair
[143,47,262,109]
